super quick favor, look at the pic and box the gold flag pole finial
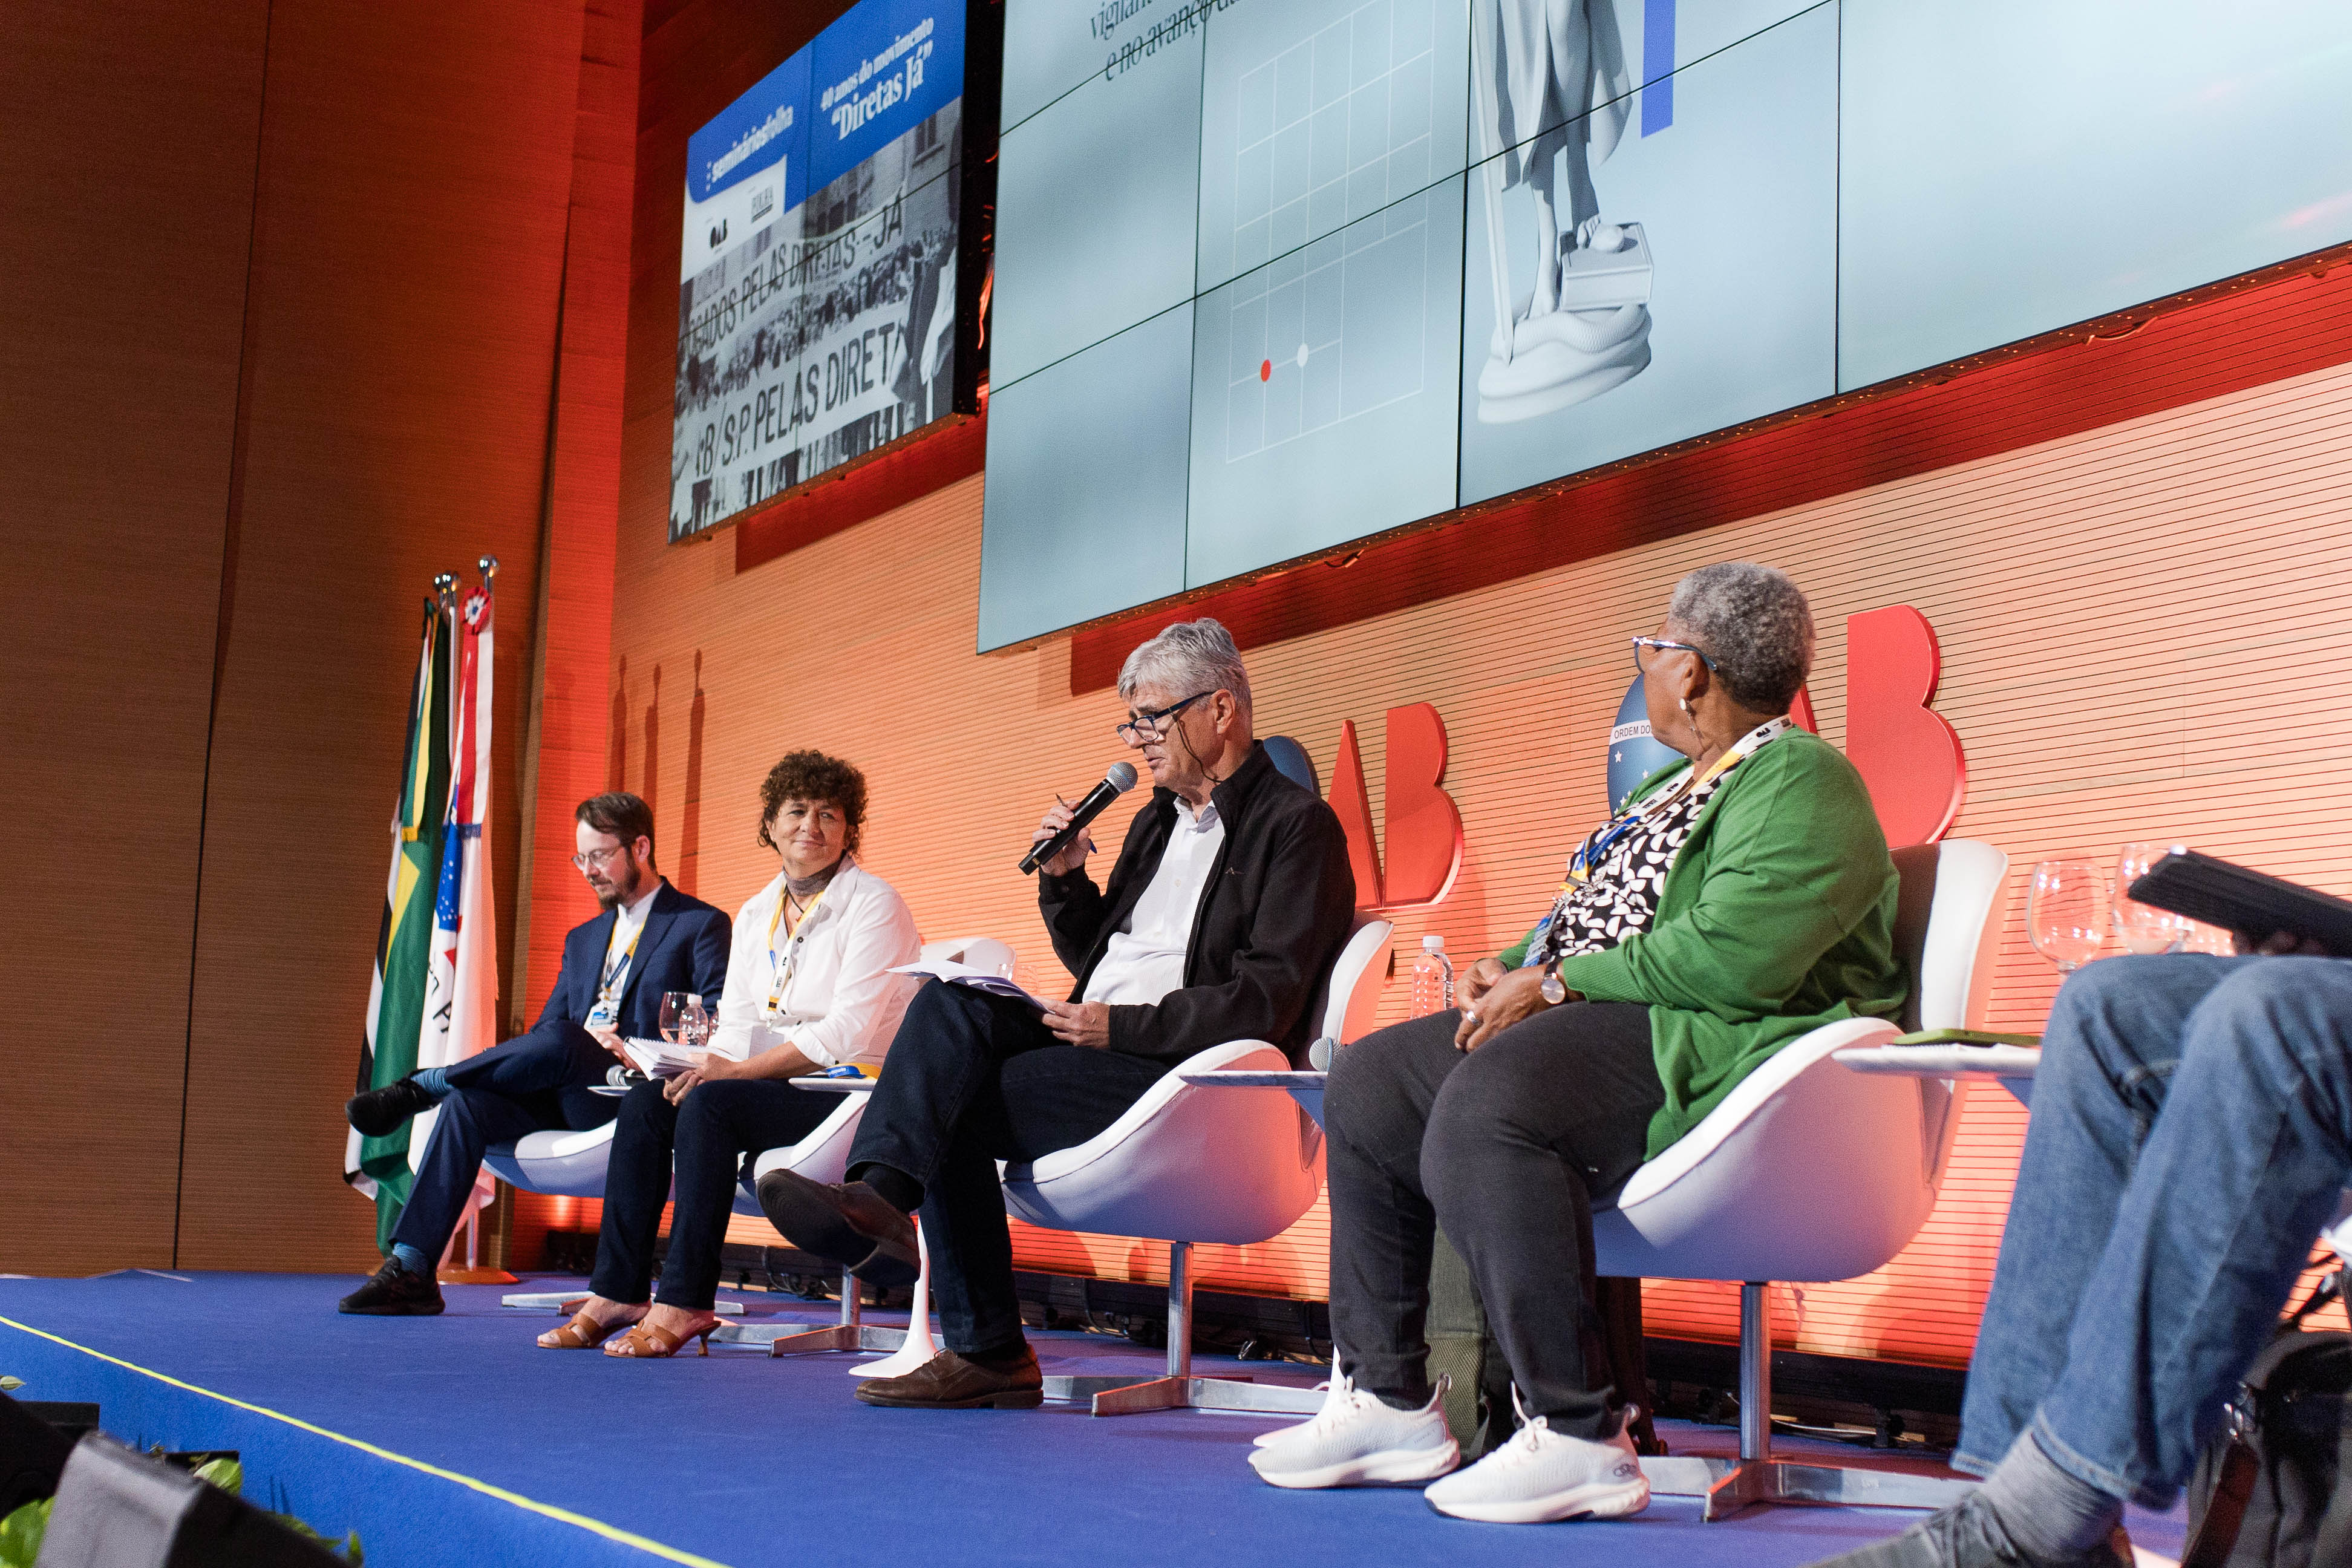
[478,555,499,582]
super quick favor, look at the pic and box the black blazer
[539,881,731,1040]
[1039,742,1356,1065]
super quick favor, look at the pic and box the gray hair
[1665,563,1814,712]
[1119,618,1252,717]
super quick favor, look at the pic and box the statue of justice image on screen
[1471,0,1653,423]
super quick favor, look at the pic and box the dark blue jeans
[1957,954,2352,1506]
[589,1077,835,1311]
[848,982,1167,1356]
[387,1020,615,1261]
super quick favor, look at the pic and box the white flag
[412,578,499,1215]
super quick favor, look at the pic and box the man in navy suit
[338,792,730,1315]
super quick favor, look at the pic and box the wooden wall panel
[622,356,2352,1367]
[505,0,646,1268]
[519,0,646,1025]
[174,0,590,1272]
[0,0,269,1273]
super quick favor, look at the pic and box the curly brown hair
[755,751,869,859]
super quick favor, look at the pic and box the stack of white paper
[890,959,1048,1013]
[620,1037,705,1079]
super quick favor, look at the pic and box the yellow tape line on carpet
[0,1315,733,1568]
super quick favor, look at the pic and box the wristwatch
[1540,966,1568,1005]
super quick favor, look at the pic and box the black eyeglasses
[1631,636,1716,675]
[1116,691,1214,745]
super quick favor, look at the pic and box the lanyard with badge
[1524,716,1794,987]
[587,915,644,1029]
[762,878,834,1022]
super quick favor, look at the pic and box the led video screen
[671,0,987,541]
[977,0,2352,650]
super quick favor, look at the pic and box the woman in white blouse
[537,751,921,1357]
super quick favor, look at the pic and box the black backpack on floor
[2184,1269,2352,1567]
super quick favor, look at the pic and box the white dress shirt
[708,860,922,1069]
[1083,797,1226,1007]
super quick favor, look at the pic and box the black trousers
[388,1020,615,1260]
[848,982,1168,1356]
[592,1077,838,1311]
[1325,1002,1663,1438]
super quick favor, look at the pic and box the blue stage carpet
[1,1273,2186,1567]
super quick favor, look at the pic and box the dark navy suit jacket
[541,881,731,1039]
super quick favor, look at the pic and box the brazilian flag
[348,595,452,1253]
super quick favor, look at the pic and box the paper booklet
[620,1037,705,1079]
[890,958,1049,1013]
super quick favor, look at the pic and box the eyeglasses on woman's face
[1631,636,1716,676]
[1116,690,1214,746]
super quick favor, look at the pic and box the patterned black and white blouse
[1525,719,1792,970]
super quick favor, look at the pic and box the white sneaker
[1423,1394,1650,1524]
[1252,1379,1339,1447]
[1247,1373,1460,1489]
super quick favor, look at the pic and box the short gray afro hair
[1665,563,1814,712]
[1119,618,1252,717]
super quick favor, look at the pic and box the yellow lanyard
[1562,717,1791,887]
[596,915,645,1007]
[763,877,835,1020]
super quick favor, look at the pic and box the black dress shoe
[1804,1492,2131,1567]
[346,1075,437,1138]
[754,1170,920,1289]
[855,1347,1044,1409]
[337,1259,445,1316]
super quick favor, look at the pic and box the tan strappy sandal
[603,1318,717,1358]
[537,1309,630,1350]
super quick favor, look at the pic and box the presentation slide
[976,0,2352,650]
[671,0,970,541]
[1458,4,1836,505]
[978,308,1197,650]
[989,6,1203,389]
[1838,0,2352,390]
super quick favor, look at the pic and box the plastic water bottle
[1410,933,1455,1018]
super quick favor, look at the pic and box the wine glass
[2028,859,2110,972]
[2112,842,2190,955]
[684,998,713,1050]
[658,991,694,1044]
[2179,920,2236,956]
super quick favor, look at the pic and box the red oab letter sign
[1841,606,1966,850]
[1313,604,1966,912]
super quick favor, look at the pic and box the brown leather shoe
[855,1347,1044,1410]
[754,1170,920,1289]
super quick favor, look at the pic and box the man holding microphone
[757,619,1356,1408]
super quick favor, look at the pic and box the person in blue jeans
[1814,944,2352,1567]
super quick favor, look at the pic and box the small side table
[1831,1043,2039,1106]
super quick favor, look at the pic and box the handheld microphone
[1019,762,1138,874]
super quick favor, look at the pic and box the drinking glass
[2180,921,2237,956]
[2028,859,2110,972]
[658,991,694,1044]
[684,999,713,1050]
[2112,842,2190,955]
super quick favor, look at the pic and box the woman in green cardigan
[1250,563,1903,1524]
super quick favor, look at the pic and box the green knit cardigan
[1497,728,1903,1160]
